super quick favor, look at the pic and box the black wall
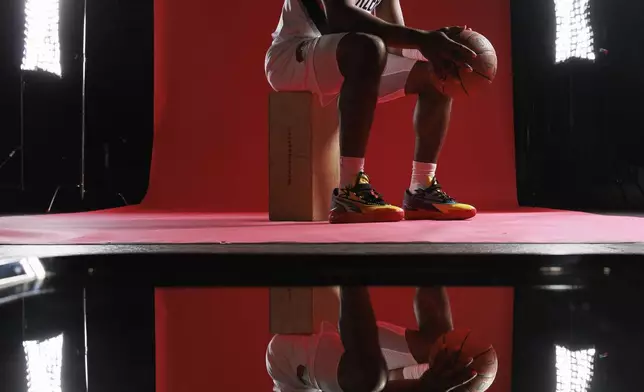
[83,0,153,210]
[512,285,644,392]
[5,0,644,214]
[0,285,156,392]
[511,0,644,211]
[0,0,153,214]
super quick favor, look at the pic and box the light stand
[46,0,87,213]
[22,0,128,213]
[0,76,26,192]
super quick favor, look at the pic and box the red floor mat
[0,208,642,244]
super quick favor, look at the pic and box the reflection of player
[266,287,487,392]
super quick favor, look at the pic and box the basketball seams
[430,329,498,391]
[457,68,471,96]
[438,30,497,97]
[472,69,492,82]
[457,330,472,358]
[471,346,494,360]
[464,32,496,55]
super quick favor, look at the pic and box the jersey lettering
[355,0,382,13]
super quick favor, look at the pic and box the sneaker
[329,172,404,224]
[403,177,477,220]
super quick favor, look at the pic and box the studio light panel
[21,0,62,76]
[555,345,595,392]
[555,0,595,63]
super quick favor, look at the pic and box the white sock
[340,156,365,188]
[409,161,437,192]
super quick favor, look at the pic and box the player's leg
[329,286,430,380]
[375,288,455,381]
[400,61,477,220]
[405,286,455,362]
[312,34,405,224]
[336,287,388,392]
[335,33,384,162]
[266,288,387,392]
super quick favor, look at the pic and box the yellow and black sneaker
[329,172,404,224]
[403,177,477,220]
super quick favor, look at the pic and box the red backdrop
[155,288,514,392]
[148,0,516,212]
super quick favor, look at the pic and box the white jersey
[270,0,384,45]
[266,321,422,392]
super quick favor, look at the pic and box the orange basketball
[428,329,498,392]
[439,30,498,98]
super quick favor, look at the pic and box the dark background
[511,0,644,211]
[512,285,644,392]
[0,285,155,392]
[0,0,153,214]
[2,0,643,214]
[0,0,643,390]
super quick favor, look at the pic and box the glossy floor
[0,285,640,392]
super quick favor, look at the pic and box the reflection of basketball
[440,30,498,98]
[428,329,498,392]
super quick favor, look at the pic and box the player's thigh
[377,54,418,104]
[315,42,422,106]
[265,34,346,106]
[265,330,348,392]
[313,329,347,392]
[266,334,320,392]
[267,38,419,106]
[311,33,349,98]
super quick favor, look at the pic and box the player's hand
[418,343,477,392]
[418,26,476,82]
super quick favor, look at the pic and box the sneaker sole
[404,208,477,221]
[329,210,404,224]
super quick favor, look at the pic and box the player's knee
[337,33,387,78]
[338,353,388,392]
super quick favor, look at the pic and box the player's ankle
[340,156,365,188]
[409,161,436,192]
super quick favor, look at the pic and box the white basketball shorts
[265,34,418,107]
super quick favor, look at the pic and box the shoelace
[421,181,454,203]
[347,183,387,205]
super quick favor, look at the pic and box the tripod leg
[117,193,129,206]
[47,186,61,213]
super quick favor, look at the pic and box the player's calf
[335,33,387,159]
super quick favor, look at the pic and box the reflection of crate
[269,287,339,335]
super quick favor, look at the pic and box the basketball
[439,30,498,98]
[428,329,498,392]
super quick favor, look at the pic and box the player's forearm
[414,287,454,343]
[326,5,427,49]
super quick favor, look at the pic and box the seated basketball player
[266,287,478,392]
[265,0,479,224]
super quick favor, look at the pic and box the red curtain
[149,0,516,212]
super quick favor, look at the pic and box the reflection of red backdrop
[155,288,513,392]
